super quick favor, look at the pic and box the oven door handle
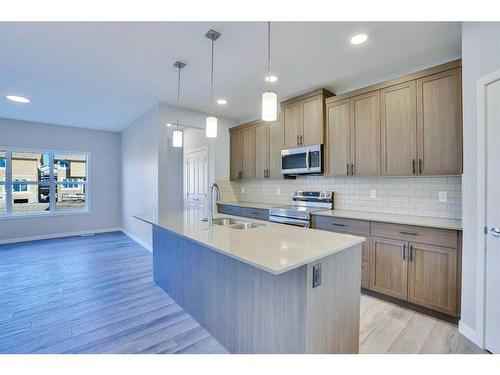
[269,216,310,228]
[306,149,310,169]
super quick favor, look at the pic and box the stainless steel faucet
[207,182,220,226]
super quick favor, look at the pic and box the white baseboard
[120,229,152,252]
[459,320,484,349]
[0,227,122,245]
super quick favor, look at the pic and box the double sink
[202,217,265,230]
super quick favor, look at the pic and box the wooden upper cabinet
[242,126,256,179]
[282,89,333,149]
[351,91,381,176]
[302,96,323,146]
[407,242,458,316]
[326,99,351,177]
[268,117,283,178]
[255,123,270,179]
[381,81,417,176]
[283,102,302,148]
[370,236,408,300]
[229,129,242,181]
[417,68,463,175]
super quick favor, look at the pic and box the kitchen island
[134,210,365,354]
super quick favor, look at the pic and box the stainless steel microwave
[281,144,323,175]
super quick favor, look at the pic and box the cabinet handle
[300,135,303,145]
[402,243,406,261]
[418,158,423,174]
[331,223,346,227]
[297,135,299,146]
[347,163,350,176]
[399,231,418,236]
[409,244,413,262]
[412,159,416,175]
[351,163,355,175]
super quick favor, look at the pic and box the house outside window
[0,149,89,216]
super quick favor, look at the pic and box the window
[0,149,89,216]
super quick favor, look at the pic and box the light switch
[439,191,447,203]
[370,189,377,199]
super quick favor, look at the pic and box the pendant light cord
[210,38,214,104]
[267,21,271,92]
[176,66,181,129]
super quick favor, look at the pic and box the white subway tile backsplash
[217,175,462,220]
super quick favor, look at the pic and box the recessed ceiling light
[166,123,172,127]
[265,75,278,83]
[6,95,30,103]
[350,34,368,45]
[217,99,227,105]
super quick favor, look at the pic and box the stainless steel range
[269,190,334,228]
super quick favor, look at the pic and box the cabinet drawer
[313,215,370,236]
[217,204,241,216]
[239,207,269,221]
[370,222,458,248]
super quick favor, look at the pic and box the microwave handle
[306,149,310,169]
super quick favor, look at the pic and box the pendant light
[262,21,277,122]
[205,29,221,138]
[172,61,186,148]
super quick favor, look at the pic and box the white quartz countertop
[133,210,365,275]
[216,201,462,230]
[312,209,462,231]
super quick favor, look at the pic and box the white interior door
[485,77,500,354]
[185,148,208,208]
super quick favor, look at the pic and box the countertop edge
[133,214,366,275]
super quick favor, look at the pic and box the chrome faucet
[207,182,220,226]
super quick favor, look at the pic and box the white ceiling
[0,22,461,132]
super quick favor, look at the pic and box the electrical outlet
[240,187,245,194]
[312,264,322,288]
[370,189,377,199]
[438,191,447,203]
[276,188,281,195]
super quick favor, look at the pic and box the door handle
[402,243,406,261]
[297,135,299,146]
[409,244,413,262]
[488,227,500,238]
[418,158,423,174]
[347,163,350,176]
[300,135,303,145]
[412,159,416,175]
[351,163,355,175]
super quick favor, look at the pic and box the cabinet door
[370,237,408,300]
[283,102,302,148]
[326,99,351,176]
[255,123,270,179]
[302,96,323,146]
[351,91,381,176]
[381,81,417,176]
[268,117,283,178]
[361,240,370,289]
[407,242,458,316]
[417,68,462,175]
[230,129,242,181]
[242,126,256,179]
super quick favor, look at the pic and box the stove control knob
[320,193,324,198]
[293,192,297,196]
[326,192,331,198]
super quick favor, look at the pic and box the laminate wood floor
[0,232,487,354]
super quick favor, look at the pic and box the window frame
[0,147,90,219]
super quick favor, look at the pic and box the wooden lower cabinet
[361,240,370,288]
[407,242,457,316]
[369,237,408,300]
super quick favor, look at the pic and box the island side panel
[305,243,362,354]
[152,225,308,354]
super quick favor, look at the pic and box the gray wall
[121,105,160,249]
[461,21,500,344]
[0,117,122,242]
